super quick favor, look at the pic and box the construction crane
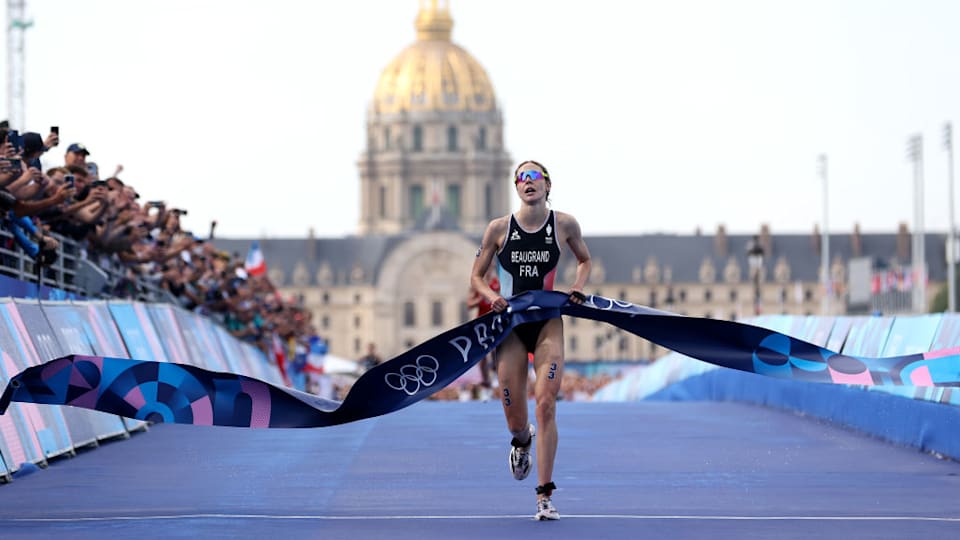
[6,0,32,130]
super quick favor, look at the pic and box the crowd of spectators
[0,123,315,366]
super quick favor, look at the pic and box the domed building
[358,0,512,235]
[214,1,947,364]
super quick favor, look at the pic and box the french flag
[244,240,267,277]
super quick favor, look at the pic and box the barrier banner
[0,303,73,457]
[75,302,149,432]
[826,317,854,353]
[108,302,169,362]
[212,324,257,376]
[14,302,128,442]
[0,352,46,470]
[3,291,960,429]
[797,316,836,347]
[240,341,282,386]
[144,304,191,365]
[842,316,893,357]
[170,308,231,373]
[81,302,132,359]
[932,314,960,351]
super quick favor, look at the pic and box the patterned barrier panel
[212,324,259,377]
[0,348,48,472]
[168,307,231,373]
[41,301,152,433]
[930,314,960,406]
[826,316,854,353]
[871,314,956,405]
[841,316,893,357]
[144,304,192,365]
[0,302,73,460]
[107,302,170,362]
[796,316,836,347]
[13,301,128,443]
[240,340,282,386]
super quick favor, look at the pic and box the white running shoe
[535,497,560,521]
[509,423,535,481]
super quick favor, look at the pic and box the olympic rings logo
[384,355,440,395]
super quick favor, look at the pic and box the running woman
[470,160,592,520]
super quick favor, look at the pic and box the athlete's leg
[496,331,530,438]
[532,317,564,493]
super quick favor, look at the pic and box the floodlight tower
[907,134,926,313]
[6,0,32,130]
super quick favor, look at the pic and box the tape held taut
[2,290,958,428]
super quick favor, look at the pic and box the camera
[64,174,75,187]
[50,126,59,135]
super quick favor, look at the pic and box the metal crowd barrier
[0,226,175,303]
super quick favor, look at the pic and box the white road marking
[4,514,960,523]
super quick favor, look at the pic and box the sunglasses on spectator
[515,170,547,184]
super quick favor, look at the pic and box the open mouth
[524,186,536,194]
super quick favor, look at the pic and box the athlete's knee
[535,393,557,422]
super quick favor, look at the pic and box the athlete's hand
[489,295,509,312]
[568,289,587,305]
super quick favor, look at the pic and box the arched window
[477,126,487,150]
[403,301,416,327]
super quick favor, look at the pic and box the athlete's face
[515,164,550,202]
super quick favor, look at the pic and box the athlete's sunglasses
[515,170,547,184]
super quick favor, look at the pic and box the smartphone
[64,174,75,187]
[147,200,164,206]
[51,126,59,135]
[6,130,20,151]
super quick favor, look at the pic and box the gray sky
[6,0,960,239]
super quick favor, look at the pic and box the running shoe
[535,497,560,521]
[509,423,535,480]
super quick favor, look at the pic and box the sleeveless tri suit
[495,210,562,352]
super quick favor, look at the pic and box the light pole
[946,123,956,312]
[907,134,926,313]
[818,154,830,315]
[747,235,764,316]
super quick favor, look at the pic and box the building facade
[213,2,948,363]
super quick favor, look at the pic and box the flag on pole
[244,241,267,277]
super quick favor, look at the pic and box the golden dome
[372,1,497,114]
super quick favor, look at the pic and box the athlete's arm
[558,212,592,303]
[471,217,509,312]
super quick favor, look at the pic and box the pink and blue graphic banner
[2,291,959,429]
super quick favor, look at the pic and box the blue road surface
[1,401,958,539]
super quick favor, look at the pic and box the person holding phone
[470,160,592,521]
